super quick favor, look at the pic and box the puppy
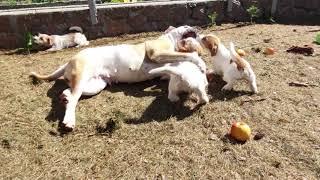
[200,34,258,93]
[33,27,89,51]
[149,37,209,105]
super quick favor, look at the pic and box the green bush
[315,33,320,45]
[247,5,260,23]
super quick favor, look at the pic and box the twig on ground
[307,29,320,32]
[288,81,318,87]
[240,97,267,105]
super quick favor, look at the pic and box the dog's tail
[30,63,67,81]
[229,42,247,71]
[230,42,258,93]
[68,26,83,33]
[148,66,182,77]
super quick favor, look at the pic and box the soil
[0,24,319,179]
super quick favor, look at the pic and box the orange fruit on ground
[264,47,275,55]
[230,122,252,141]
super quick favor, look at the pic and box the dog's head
[165,25,199,42]
[177,37,203,55]
[33,33,53,47]
[200,34,221,56]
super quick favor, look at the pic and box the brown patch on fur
[145,37,173,62]
[65,55,86,92]
[201,35,220,56]
[48,36,53,46]
[231,53,246,71]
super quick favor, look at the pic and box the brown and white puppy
[33,29,89,51]
[30,25,205,130]
[200,34,258,93]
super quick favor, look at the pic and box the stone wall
[276,0,320,24]
[0,0,320,49]
[228,0,320,24]
[0,0,226,49]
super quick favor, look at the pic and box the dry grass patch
[0,24,319,179]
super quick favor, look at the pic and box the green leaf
[315,33,320,45]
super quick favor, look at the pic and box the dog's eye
[40,37,43,40]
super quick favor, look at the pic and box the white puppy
[200,34,258,93]
[30,25,205,130]
[149,38,209,105]
[33,29,89,51]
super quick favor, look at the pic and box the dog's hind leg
[168,79,180,102]
[59,78,107,107]
[61,71,88,130]
[81,78,107,96]
[149,51,206,73]
[247,73,258,93]
[222,74,235,91]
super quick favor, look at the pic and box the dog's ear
[208,42,218,56]
[165,26,176,33]
[202,35,220,56]
[49,37,53,46]
[46,36,53,46]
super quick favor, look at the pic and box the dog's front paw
[62,115,75,130]
[60,121,75,132]
[168,94,180,102]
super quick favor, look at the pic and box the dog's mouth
[182,30,197,39]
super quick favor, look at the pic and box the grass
[0,24,320,179]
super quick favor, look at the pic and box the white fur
[149,61,209,105]
[210,41,258,93]
[33,32,89,51]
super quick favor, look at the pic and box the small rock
[251,47,261,53]
[263,38,272,43]
[208,134,219,141]
[238,156,246,161]
[254,132,265,140]
[272,161,281,168]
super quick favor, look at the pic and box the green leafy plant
[7,0,17,6]
[246,5,260,24]
[315,33,320,45]
[208,12,218,27]
[25,32,34,53]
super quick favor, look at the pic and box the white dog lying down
[30,25,205,130]
[200,34,258,93]
[149,38,209,106]
[33,27,89,51]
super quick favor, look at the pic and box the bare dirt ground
[0,24,319,179]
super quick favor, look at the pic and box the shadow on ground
[207,74,253,101]
[44,76,252,133]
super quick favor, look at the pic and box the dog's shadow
[45,79,68,123]
[207,74,253,101]
[124,93,200,124]
[44,76,253,134]
[106,78,167,98]
[44,78,200,128]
